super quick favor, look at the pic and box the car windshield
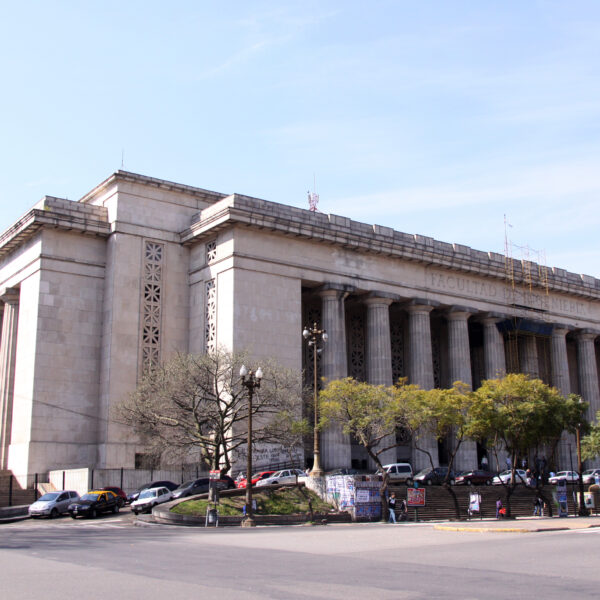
[81,493,99,501]
[139,490,157,499]
[177,481,195,490]
[37,493,60,502]
[415,469,432,477]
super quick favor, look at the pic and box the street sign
[407,488,426,506]
[209,470,220,480]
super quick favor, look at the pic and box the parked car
[172,478,210,499]
[327,468,360,476]
[582,468,600,485]
[548,471,579,484]
[376,463,414,484]
[68,490,119,518]
[216,475,236,490]
[414,467,456,486]
[127,480,178,504]
[101,486,127,507]
[455,470,495,486]
[236,471,275,489]
[492,469,527,485]
[256,469,307,487]
[28,490,79,518]
[131,486,173,514]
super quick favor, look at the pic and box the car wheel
[117,498,124,508]
[405,478,413,486]
[485,479,491,486]
[112,504,119,514]
[90,509,97,519]
[450,479,456,486]
[466,480,472,486]
[133,510,138,515]
[426,479,432,486]
[50,508,59,518]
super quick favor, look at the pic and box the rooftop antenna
[307,173,319,211]
[121,148,125,169]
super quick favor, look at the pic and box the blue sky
[1,1,599,276]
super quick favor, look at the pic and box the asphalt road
[1,511,599,599]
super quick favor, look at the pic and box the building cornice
[181,193,600,301]
[0,197,110,261]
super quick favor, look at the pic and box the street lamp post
[240,364,262,527]
[302,323,327,478]
[576,419,589,517]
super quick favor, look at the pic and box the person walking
[388,492,397,524]
[496,497,503,519]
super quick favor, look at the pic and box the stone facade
[1,171,599,477]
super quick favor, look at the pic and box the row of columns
[312,284,600,472]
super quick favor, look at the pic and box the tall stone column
[480,315,506,470]
[319,286,352,469]
[481,316,506,379]
[577,330,600,468]
[364,294,395,466]
[406,300,438,471]
[519,335,539,378]
[447,308,477,471]
[552,326,573,470]
[0,289,20,470]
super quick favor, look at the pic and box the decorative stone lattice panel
[140,241,164,371]
[205,279,216,353]
[432,331,441,389]
[206,239,217,264]
[347,309,365,381]
[390,317,404,383]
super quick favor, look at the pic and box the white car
[548,471,579,484]
[582,468,600,485]
[492,469,527,485]
[130,486,173,514]
[29,490,80,518]
[255,469,306,487]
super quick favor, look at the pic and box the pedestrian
[505,456,511,470]
[481,454,489,470]
[533,497,542,516]
[398,498,407,521]
[496,497,503,519]
[388,492,397,524]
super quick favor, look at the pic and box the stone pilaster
[364,294,395,466]
[319,286,352,469]
[552,326,574,470]
[0,289,20,470]
[481,316,506,379]
[447,307,477,471]
[519,335,539,378]
[406,300,437,470]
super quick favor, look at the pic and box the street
[1,512,599,599]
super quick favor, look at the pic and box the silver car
[29,490,80,518]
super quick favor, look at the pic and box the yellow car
[68,490,119,518]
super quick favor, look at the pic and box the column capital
[405,298,439,313]
[316,283,354,300]
[362,292,396,307]
[576,329,600,341]
[446,305,475,321]
[551,324,573,337]
[0,288,19,304]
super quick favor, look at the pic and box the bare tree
[114,349,302,475]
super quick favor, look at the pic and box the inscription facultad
[428,271,588,317]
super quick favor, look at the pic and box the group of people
[387,492,408,523]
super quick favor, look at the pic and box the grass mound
[171,486,332,517]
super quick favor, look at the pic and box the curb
[434,522,600,533]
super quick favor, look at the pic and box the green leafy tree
[470,374,587,516]
[319,377,419,519]
[582,411,600,462]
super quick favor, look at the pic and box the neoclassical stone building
[0,171,599,477]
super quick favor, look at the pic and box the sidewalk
[434,514,600,533]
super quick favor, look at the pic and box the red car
[101,486,127,507]
[235,471,275,489]
[454,470,495,486]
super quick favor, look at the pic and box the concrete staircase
[389,483,582,521]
